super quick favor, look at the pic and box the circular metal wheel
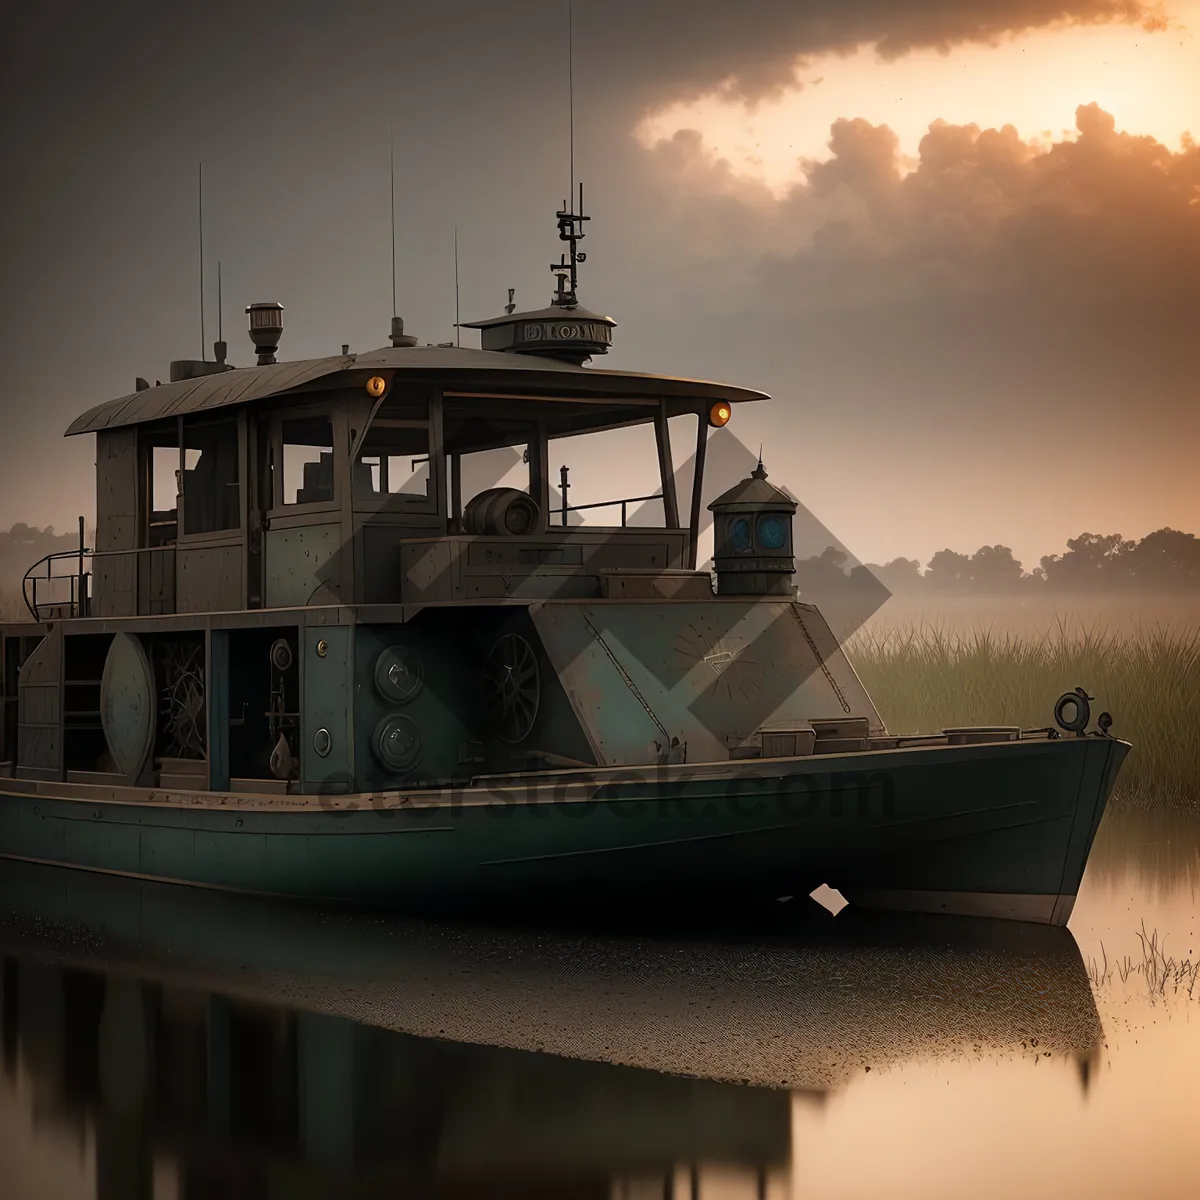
[374,645,424,704]
[270,638,293,673]
[482,634,540,743]
[373,714,422,773]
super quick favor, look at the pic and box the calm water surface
[1,806,1196,1199]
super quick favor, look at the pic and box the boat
[0,189,1128,925]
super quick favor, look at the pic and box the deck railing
[560,493,665,527]
[21,517,91,622]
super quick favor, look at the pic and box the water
[1,806,1196,1199]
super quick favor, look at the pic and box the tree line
[799,528,1200,594]
[5,522,1200,603]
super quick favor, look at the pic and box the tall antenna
[217,261,223,343]
[390,130,397,317]
[551,1,589,308]
[568,0,575,205]
[198,162,206,359]
[454,226,461,347]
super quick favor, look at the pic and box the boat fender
[1053,688,1093,736]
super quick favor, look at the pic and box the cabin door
[16,629,63,781]
[246,415,272,608]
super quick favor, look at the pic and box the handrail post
[77,514,85,617]
[559,465,570,526]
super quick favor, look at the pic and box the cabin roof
[64,344,770,437]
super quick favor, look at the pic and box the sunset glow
[637,6,1200,192]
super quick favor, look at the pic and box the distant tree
[794,546,852,590]
[868,557,924,592]
[924,548,971,590]
[1121,528,1200,587]
[967,544,1023,592]
[1040,532,1135,590]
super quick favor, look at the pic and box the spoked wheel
[482,633,541,743]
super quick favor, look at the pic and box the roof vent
[390,316,418,348]
[246,302,284,366]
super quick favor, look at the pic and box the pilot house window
[281,416,335,505]
[183,419,240,534]
[143,427,180,547]
[354,422,431,501]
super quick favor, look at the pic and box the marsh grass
[0,589,28,623]
[846,620,1200,809]
[1087,922,1200,1002]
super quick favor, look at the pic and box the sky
[1,0,1198,573]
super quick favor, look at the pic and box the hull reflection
[0,857,1103,1198]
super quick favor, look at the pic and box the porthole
[730,517,752,553]
[374,646,424,704]
[373,714,422,772]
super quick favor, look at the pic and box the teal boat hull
[0,736,1128,926]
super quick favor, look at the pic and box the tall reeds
[846,620,1200,809]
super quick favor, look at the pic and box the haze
[2,0,1197,573]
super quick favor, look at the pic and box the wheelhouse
[49,346,763,619]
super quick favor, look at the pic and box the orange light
[366,375,387,398]
[709,401,732,428]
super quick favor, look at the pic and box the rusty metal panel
[16,628,62,777]
[94,428,139,617]
[400,539,457,602]
[176,542,244,613]
[581,534,686,571]
[531,600,884,768]
[264,523,345,608]
[95,428,138,551]
[94,551,136,617]
[599,571,713,600]
[138,547,176,615]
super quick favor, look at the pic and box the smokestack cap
[246,302,284,365]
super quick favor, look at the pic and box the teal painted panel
[353,623,477,791]
[0,732,1126,913]
[302,626,354,793]
[193,829,270,888]
[139,824,197,880]
[63,813,142,875]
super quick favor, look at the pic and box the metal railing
[560,493,665,527]
[558,461,664,527]
[21,517,91,622]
